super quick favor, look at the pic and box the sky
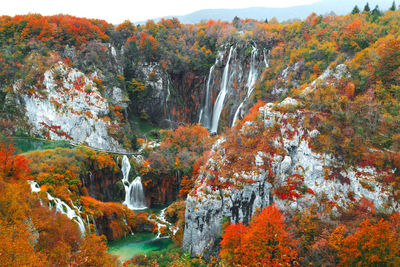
[2,0,321,24]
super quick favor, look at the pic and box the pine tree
[371,5,383,21]
[390,1,396,11]
[352,5,360,14]
[372,5,380,15]
[364,2,371,12]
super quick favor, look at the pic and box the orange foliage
[330,218,400,266]
[220,205,298,266]
[0,142,117,265]
[0,142,30,182]
[240,100,265,125]
[81,196,156,240]
[0,14,110,47]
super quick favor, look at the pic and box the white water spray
[47,193,86,234]
[210,46,234,133]
[121,155,147,210]
[199,65,216,128]
[232,46,259,127]
[28,180,86,234]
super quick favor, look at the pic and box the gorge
[0,5,400,266]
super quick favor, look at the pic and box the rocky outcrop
[183,96,399,256]
[21,62,126,152]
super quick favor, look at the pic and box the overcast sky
[2,0,321,24]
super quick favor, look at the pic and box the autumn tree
[220,205,298,266]
[219,222,246,265]
[330,218,400,266]
[71,234,119,266]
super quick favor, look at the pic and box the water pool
[107,233,173,262]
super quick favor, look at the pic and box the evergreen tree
[364,2,371,12]
[352,5,360,14]
[264,17,268,23]
[390,1,396,11]
[372,5,382,17]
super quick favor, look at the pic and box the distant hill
[136,0,395,24]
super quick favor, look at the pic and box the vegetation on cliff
[0,2,399,266]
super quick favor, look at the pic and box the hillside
[138,0,394,24]
[0,4,399,266]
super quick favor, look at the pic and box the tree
[364,3,371,12]
[330,218,400,266]
[390,1,396,11]
[371,5,382,17]
[220,205,298,266]
[0,219,47,266]
[0,142,30,183]
[220,222,246,265]
[71,234,119,266]
[351,5,360,14]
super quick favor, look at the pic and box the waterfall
[47,193,86,234]
[263,49,270,68]
[28,180,86,234]
[200,65,216,129]
[156,208,168,238]
[198,109,203,124]
[148,207,179,239]
[121,155,147,210]
[232,102,244,127]
[210,46,234,133]
[86,214,91,234]
[28,180,41,193]
[91,215,97,233]
[232,46,259,127]
[246,46,258,98]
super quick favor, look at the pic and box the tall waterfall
[246,46,259,98]
[121,155,147,210]
[199,43,266,132]
[210,46,234,133]
[232,46,260,127]
[199,65,216,129]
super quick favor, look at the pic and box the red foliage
[220,205,298,266]
[0,141,30,182]
[240,100,266,125]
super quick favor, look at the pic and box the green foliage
[124,246,206,267]
[390,1,397,11]
[352,5,360,14]
[364,3,371,12]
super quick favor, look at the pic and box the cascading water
[210,46,235,133]
[199,65,216,129]
[232,46,260,127]
[263,49,270,68]
[28,180,86,234]
[121,155,147,210]
[232,102,244,127]
[199,43,266,131]
[47,194,86,234]
[246,46,259,98]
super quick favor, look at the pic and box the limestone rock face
[22,62,125,152]
[183,97,398,256]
